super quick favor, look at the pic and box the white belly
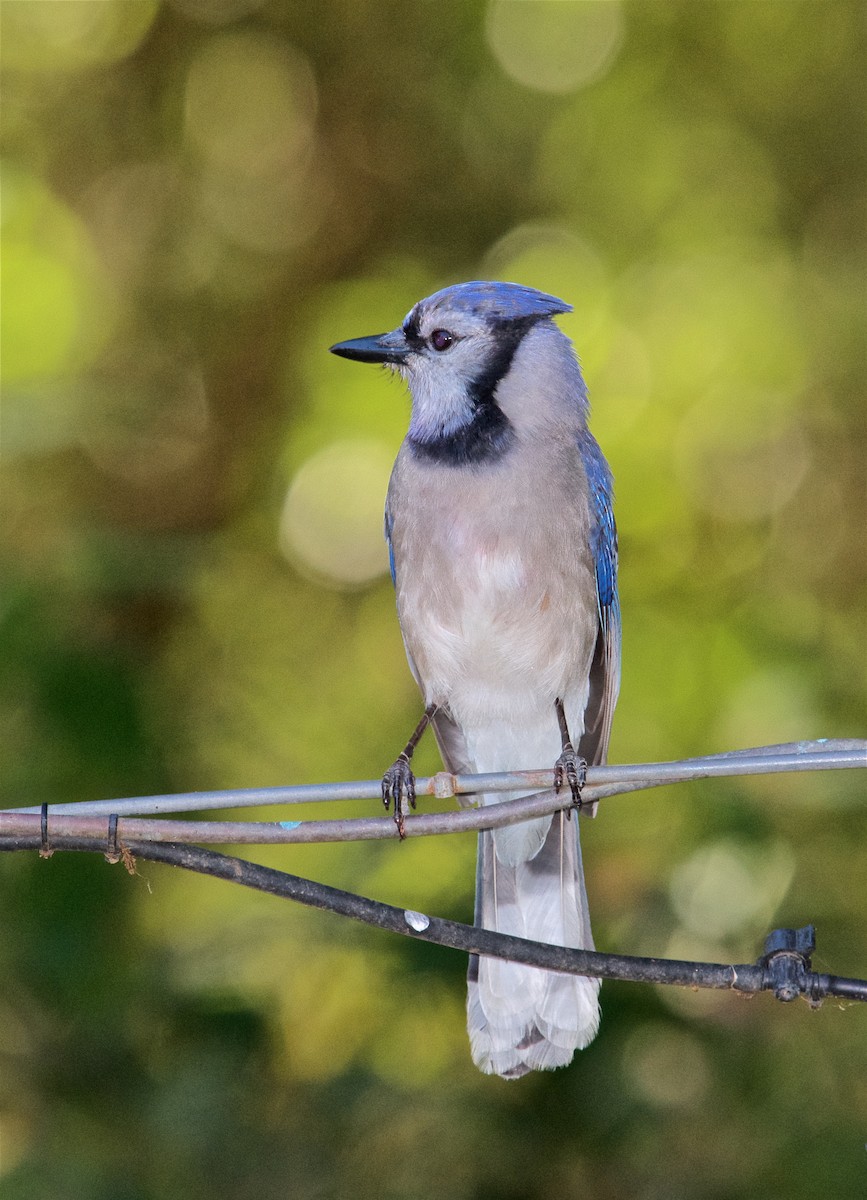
[397,520,596,731]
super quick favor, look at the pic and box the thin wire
[0,742,864,846]
[4,743,865,1002]
[4,739,864,821]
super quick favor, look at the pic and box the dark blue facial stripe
[408,314,540,468]
[466,314,538,413]
[409,404,516,467]
[402,310,425,352]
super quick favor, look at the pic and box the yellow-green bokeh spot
[1,0,159,74]
[1,165,116,386]
[2,245,80,382]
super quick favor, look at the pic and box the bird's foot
[381,752,416,839]
[554,743,587,815]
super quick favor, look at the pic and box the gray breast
[387,438,598,716]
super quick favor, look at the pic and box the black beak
[329,329,411,365]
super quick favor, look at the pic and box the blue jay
[330,281,620,1078]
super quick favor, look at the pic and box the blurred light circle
[669,838,795,941]
[676,398,811,522]
[623,1024,710,1108]
[2,246,80,381]
[84,160,183,287]
[184,32,317,173]
[168,0,267,25]
[280,439,393,587]
[0,0,159,72]
[485,0,625,94]
[198,163,323,253]
[78,341,211,484]
[1,168,116,386]
[481,221,611,349]
[717,669,820,756]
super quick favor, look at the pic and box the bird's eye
[430,329,454,352]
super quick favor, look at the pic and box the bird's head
[330,281,585,464]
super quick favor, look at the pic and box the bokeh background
[2,1,865,1197]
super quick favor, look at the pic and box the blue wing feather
[384,503,397,587]
[577,430,621,767]
[578,432,618,617]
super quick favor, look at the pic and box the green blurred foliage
[1,1,865,1196]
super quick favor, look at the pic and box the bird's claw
[554,744,587,815]
[381,752,416,839]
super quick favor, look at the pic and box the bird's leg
[382,704,438,838]
[554,697,587,814]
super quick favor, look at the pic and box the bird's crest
[408,281,571,327]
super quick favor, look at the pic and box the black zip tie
[39,802,53,858]
[105,813,120,864]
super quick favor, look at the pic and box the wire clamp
[759,925,815,1001]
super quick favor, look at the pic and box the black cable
[4,834,865,1003]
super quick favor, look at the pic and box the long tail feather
[468,811,600,1078]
